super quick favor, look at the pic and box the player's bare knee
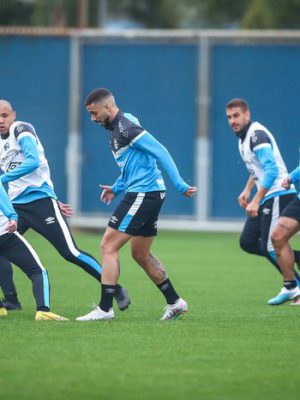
[271,230,285,248]
[100,239,114,258]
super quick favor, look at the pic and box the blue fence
[0,36,70,201]
[81,42,198,215]
[0,33,299,220]
[210,43,300,218]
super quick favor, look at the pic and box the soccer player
[76,88,197,322]
[0,178,67,320]
[271,166,300,304]
[0,100,130,311]
[226,98,300,304]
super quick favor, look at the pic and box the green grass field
[1,230,300,400]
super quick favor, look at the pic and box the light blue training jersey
[107,111,189,196]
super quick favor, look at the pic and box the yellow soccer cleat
[35,311,69,321]
[0,307,8,317]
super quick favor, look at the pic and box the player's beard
[96,114,110,129]
[101,116,110,129]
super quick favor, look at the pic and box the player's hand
[238,190,250,208]
[99,184,115,205]
[282,177,292,189]
[58,201,74,217]
[183,187,197,197]
[7,219,17,233]
[246,201,259,218]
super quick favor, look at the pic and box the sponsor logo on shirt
[119,121,129,137]
[1,149,22,164]
[118,121,124,132]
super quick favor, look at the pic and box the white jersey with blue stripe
[109,112,189,195]
[0,120,55,202]
[238,121,295,200]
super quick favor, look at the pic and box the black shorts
[108,191,166,237]
[240,192,297,254]
[281,196,300,224]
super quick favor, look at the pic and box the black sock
[100,284,116,312]
[157,279,180,305]
[284,280,297,290]
[37,306,50,312]
[5,293,20,304]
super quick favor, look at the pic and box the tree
[242,0,300,29]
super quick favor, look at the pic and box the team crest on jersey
[4,143,9,151]
[251,135,258,143]
[16,125,24,133]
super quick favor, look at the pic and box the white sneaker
[76,306,114,321]
[160,298,188,321]
[268,286,300,305]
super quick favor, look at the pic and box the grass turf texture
[0,230,300,400]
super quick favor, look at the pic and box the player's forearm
[1,136,40,183]
[134,133,189,193]
[289,166,300,184]
[244,176,255,193]
[251,186,268,205]
[255,147,278,190]
[1,156,39,183]
[0,183,18,221]
[112,175,125,196]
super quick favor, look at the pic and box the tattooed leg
[131,236,168,284]
[141,252,168,284]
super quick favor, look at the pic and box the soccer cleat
[0,307,7,317]
[160,298,188,321]
[35,311,69,321]
[1,298,22,311]
[114,286,131,311]
[76,306,114,321]
[268,286,300,305]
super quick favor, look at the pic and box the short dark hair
[85,88,113,106]
[226,98,249,112]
